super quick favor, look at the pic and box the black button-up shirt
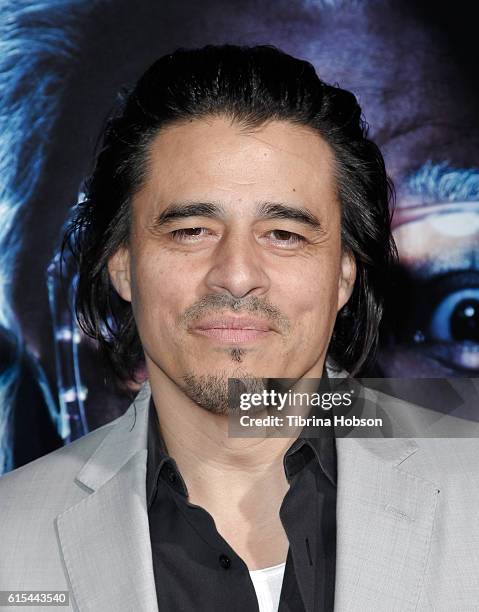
[146,385,337,612]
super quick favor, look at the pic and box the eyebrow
[256,202,324,231]
[405,161,479,204]
[150,201,324,232]
[152,202,223,226]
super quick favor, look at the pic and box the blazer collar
[75,381,151,493]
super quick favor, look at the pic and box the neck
[148,366,297,508]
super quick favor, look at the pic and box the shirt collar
[146,402,189,508]
[282,367,337,486]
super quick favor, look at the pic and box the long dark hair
[64,44,397,382]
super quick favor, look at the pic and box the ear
[337,250,356,311]
[108,246,132,302]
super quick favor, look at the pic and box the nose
[203,229,270,299]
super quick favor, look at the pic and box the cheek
[130,251,195,337]
[275,258,340,337]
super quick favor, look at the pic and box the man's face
[108,116,355,413]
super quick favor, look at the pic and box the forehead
[136,116,338,212]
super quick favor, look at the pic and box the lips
[193,316,273,331]
[191,315,274,343]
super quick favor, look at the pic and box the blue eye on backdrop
[388,267,479,373]
[429,289,479,343]
[414,271,479,372]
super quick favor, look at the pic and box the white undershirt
[249,561,286,612]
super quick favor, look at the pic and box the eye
[170,227,210,241]
[393,270,479,372]
[429,289,479,343]
[265,229,306,247]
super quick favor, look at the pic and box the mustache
[180,294,291,333]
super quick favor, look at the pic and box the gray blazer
[1,380,478,611]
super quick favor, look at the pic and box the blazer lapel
[334,437,440,611]
[55,382,158,612]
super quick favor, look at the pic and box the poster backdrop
[0,0,478,473]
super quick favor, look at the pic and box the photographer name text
[238,414,383,428]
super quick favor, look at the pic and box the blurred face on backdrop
[108,116,356,414]
[292,2,479,376]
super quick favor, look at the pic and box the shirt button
[219,554,231,569]
[167,469,177,484]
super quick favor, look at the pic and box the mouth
[191,315,274,344]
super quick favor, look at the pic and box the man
[1,45,478,612]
